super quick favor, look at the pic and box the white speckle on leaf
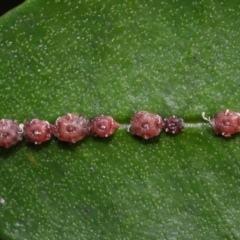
[14,222,21,227]
[0,197,5,205]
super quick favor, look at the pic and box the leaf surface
[0,0,240,239]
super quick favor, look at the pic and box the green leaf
[1,0,240,239]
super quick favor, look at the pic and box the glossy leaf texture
[1,0,240,239]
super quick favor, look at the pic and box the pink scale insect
[128,111,165,139]
[202,109,240,137]
[23,119,52,144]
[51,113,89,143]
[0,119,23,148]
[89,115,119,137]
[164,116,184,134]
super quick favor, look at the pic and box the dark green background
[0,0,24,16]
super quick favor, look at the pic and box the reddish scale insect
[164,116,184,134]
[129,111,164,139]
[23,119,52,144]
[89,115,119,137]
[51,113,89,143]
[0,119,22,148]
[210,109,240,137]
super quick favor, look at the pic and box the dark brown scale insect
[51,113,89,143]
[89,116,119,137]
[129,111,164,139]
[164,116,184,134]
[23,119,52,144]
[211,109,240,137]
[0,119,23,148]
